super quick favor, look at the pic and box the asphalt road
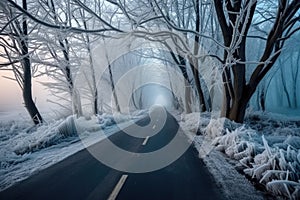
[0,108,223,200]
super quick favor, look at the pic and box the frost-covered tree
[33,0,84,116]
[104,0,221,112]
[0,0,43,124]
[2,0,122,116]
[2,0,299,123]
[213,0,300,122]
[76,9,99,115]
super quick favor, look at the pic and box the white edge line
[107,174,128,200]
[142,136,150,146]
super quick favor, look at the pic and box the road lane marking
[152,124,156,129]
[107,175,128,200]
[142,136,150,145]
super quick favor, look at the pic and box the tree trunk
[93,87,98,114]
[220,69,232,118]
[82,10,98,115]
[280,61,292,108]
[222,81,253,123]
[22,0,43,125]
[221,39,248,123]
[214,0,257,123]
[196,74,207,112]
[224,83,254,123]
[168,50,196,113]
[292,51,300,108]
[189,57,207,112]
[192,0,207,112]
[72,89,82,117]
[228,97,249,123]
[108,63,120,112]
[184,80,192,113]
[87,39,98,115]
[49,0,82,116]
[260,89,266,111]
[23,58,43,124]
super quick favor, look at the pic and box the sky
[0,70,50,112]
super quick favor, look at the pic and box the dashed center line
[142,136,150,146]
[107,175,128,200]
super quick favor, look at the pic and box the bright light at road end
[154,94,169,107]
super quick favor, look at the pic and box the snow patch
[180,111,300,199]
[181,122,263,199]
[0,111,145,192]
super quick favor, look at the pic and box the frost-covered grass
[180,111,300,199]
[0,111,145,192]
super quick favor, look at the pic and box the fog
[0,71,53,113]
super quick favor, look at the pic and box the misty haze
[0,1,300,200]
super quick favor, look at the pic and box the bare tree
[34,0,84,116]
[0,0,43,124]
[80,10,99,115]
[2,0,299,123]
[110,0,219,112]
[277,48,300,108]
[213,0,300,122]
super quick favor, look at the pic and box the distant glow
[154,94,169,107]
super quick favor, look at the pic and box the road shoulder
[184,132,265,200]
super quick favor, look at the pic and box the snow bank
[213,127,300,199]
[179,112,211,134]
[180,111,300,199]
[0,111,145,192]
[180,113,263,200]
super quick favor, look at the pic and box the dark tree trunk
[85,28,98,115]
[192,0,207,112]
[21,0,43,125]
[169,50,194,113]
[279,60,292,107]
[214,0,255,122]
[108,63,120,112]
[228,97,249,123]
[22,56,43,124]
[184,80,192,113]
[194,68,207,112]
[260,89,266,111]
[93,89,98,114]
[220,68,232,118]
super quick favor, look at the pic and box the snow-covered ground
[0,111,146,192]
[2,108,299,199]
[180,110,300,199]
